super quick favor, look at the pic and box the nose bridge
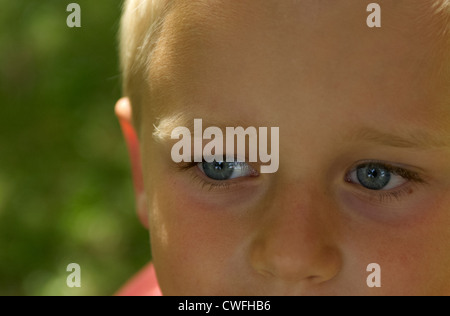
[250,181,342,284]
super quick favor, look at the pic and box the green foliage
[0,0,150,295]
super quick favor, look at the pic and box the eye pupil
[213,162,228,170]
[357,164,391,190]
[367,168,378,178]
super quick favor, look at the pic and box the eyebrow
[153,113,450,150]
[346,127,450,149]
[152,113,262,142]
[152,113,189,142]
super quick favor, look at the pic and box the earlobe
[115,98,149,229]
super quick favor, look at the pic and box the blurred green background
[0,0,151,295]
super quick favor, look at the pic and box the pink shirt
[115,263,162,296]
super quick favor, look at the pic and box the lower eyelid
[189,168,230,190]
[373,185,417,204]
[192,163,262,192]
[354,181,419,205]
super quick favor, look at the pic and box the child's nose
[250,184,342,287]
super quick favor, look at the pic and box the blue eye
[199,161,257,181]
[357,164,391,190]
[348,163,408,191]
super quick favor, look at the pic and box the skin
[117,0,450,295]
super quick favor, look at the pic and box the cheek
[339,188,450,295]
[148,173,254,295]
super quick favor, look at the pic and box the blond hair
[119,0,450,132]
[119,0,175,131]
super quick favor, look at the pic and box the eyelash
[345,161,427,203]
[175,161,237,191]
[192,171,234,191]
[176,160,427,202]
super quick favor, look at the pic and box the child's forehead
[155,0,450,59]
[148,0,450,132]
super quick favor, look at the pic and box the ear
[115,98,149,229]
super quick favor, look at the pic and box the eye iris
[202,161,235,180]
[356,164,391,190]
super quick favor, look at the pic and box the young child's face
[139,0,450,295]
